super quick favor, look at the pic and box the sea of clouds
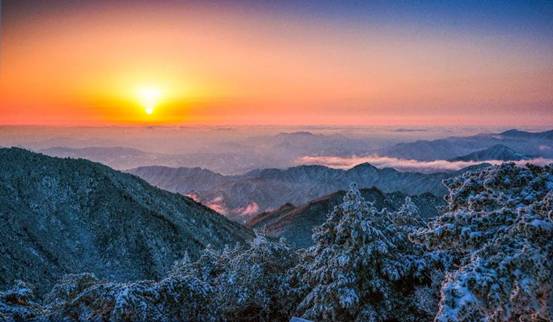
[296,155,553,173]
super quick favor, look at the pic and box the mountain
[42,146,147,158]
[129,163,474,222]
[36,147,295,174]
[380,129,553,161]
[36,131,381,175]
[268,131,376,156]
[0,148,253,294]
[450,144,530,161]
[130,166,227,193]
[246,188,443,248]
[40,146,169,170]
[499,129,553,140]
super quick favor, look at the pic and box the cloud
[204,196,228,215]
[199,195,261,217]
[235,202,260,217]
[185,192,201,202]
[296,155,553,173]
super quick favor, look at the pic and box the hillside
[247,187,443,248]
[0,148,253,294]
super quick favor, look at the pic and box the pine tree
[173,233,299,321]
[0,281,43,322]
[413,163,553,321]
[292,184,447,321]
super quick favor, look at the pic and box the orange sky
[0,1,552,126]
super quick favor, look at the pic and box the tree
[413,163,553,321]
[0,280,43,322]
[0,234,298,322]
[292,184,448,321]
[172,233,299,321]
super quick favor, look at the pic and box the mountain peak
[500,129,526,136]
[348,162,378,171]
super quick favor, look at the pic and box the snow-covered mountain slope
[0,148,253,294]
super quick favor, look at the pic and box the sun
[137,86,162,115]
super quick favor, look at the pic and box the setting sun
[137,87,162,115]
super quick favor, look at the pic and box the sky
[0,0,552,127]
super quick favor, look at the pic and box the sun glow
[137,87,162,115]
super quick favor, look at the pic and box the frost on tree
[0,234,298,322]
[0,281,43,321]
[413,163,553,321]
[291,184,449,322]
[172,233,299,321]
[39,271,211,321]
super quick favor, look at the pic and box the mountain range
[129,163,480,221]
[0,148,252,294]
[246,187,443,248]
[450,144,530,161]
[36,131,381,175]
[381,129,553,161]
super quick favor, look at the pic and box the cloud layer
[296,155,553,173]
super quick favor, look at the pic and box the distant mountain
[450,144,529,161]
[42,146,147,157]
[380,129,553,161]
[129,163,480,222]
[267,131,378,156]
[40,146,168,170]
[247,188,443,248]
[36,143,299,174]
[130,166,227,193]
[499,129,553,140]
[37,130,382,175]
[0,148,252,294]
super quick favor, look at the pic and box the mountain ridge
[450,144,529,161]
[129,163,479,221]
[381,129,553,161]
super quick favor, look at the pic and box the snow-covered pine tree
[40,270,212,321]
[413,163,553,321]
[172,233,299,321]
[388,196,425,231]
[292,184,448,321]
[0,235,298,322]
[0,280,43,321]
